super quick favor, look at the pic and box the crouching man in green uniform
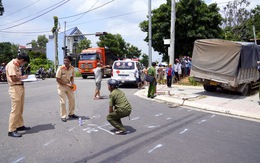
[106,79,132,135]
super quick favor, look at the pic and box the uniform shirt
[5,59,23,85]
[56,65,74,85]
[109,89,132,112]
[148,66,156,76]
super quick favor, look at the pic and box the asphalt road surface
[0,77,260,163]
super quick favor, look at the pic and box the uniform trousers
[8,85,25,132]
[107,109,131,132]
[57,85,75,118]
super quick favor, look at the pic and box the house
[46,27,85,67]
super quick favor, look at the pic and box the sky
[0,0,259,62]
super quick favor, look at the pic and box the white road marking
[179,128,188,134]
[155,113,163,117]
[68,127,75,131]
[147,125,160,128]
[187,110,192,112]
[92,114,101,118]
[198,120,207,124]
[148,144,163,153]
[12,157,24,163]
[98,126,115,135]
[131,117,140,120]
[166,117,172,120]
[211,115,215,118]
[43,139,56,147]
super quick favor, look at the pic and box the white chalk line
[148,144,163,153]
[198,120,207,124]
[12,157,25,163]
[179,128,188,134]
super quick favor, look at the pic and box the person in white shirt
[93,63,107,100]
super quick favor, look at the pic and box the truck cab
[78,47,116,79]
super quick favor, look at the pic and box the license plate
[85,69,89,71]
[210,81,217,86]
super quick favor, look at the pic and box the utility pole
[52,16,59,72]
[64,21,67,57]
[169,0,176,66]
[148,0,152,67]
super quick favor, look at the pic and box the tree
[0,42,18,63]
[139,0,223,61]
[97,33,126,58]
[76,38,91,53]
[125,43,142,58]
[140,53,149,67]
[222,0,251,40]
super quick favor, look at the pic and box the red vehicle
[78,47,116,79]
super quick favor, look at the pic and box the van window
[113,61,135,70]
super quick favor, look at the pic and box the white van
[111,59,143,85]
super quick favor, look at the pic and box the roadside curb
[134,87,260,122]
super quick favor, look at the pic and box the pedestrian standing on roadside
[56,56,79,122]
[6,53,31,138]
[147,62,157,98]
[166,64,174,88]
[106,79,132,135]
[93,62,107,99]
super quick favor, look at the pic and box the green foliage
[97,33,142,59]
[0,42,18,63]
[188,76,200,86]
[29,58,54,72]
[140,53,149,67]
[77,38,91,53]
[139,0,223,61]
[222,0,252,41]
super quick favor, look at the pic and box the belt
[11,84,24,86]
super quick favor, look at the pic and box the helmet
[107,79,119,88]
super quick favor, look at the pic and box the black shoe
[68,114,79,119]
[8,131,22,138]
[16,126,31,131]
[61,118,67,122]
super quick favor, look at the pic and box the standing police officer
[6,53,31,138]
[56,56,78,122]
[106,79,132,135]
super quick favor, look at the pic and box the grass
[177,76,201,86]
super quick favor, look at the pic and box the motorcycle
[0,70,7,82]
[35,70,46,80]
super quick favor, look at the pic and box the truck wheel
[203,84,217,92]
[241,84,249,96]
[82,75,88,79]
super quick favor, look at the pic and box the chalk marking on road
[148,144,163,153]
[68,127,75,131]
[92,114,101,119]
[131,117,140,120]
[198,120,207,124]
[98,126,115,135]
[43,139,56,147]
[87,124,98,126]
[211,115,215,118]
[178,108,183,110]
[147,125,160,128]
[179,128,188,134]
[155,113,163,117]
[187,110,192,112]
[99,123,110,128]
[166,117,172,120]
[12,157,25,163]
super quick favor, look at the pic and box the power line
[0,0,71,31]
[59,0,115,19]
[0,0,68,27]
[67,0,99,23]
[1,0,42,19]
[67,10,145,27]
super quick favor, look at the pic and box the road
[0,77,260,163]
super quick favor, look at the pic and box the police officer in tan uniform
[6,53,31,138]
[56,56,78,122]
